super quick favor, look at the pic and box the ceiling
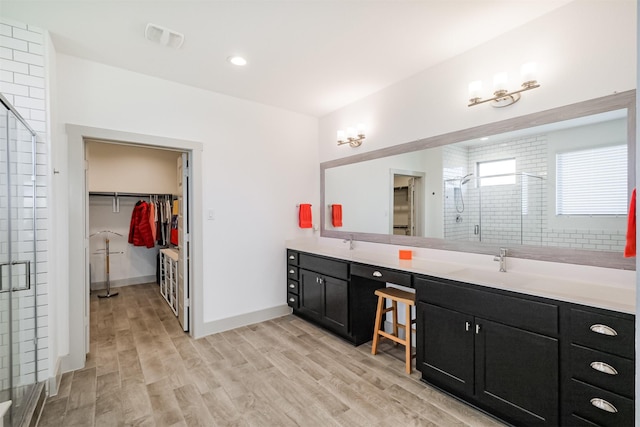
[2,1,573,117]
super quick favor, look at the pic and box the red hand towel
[624,188,636,257]
[299,204,312,228]
[332,204,343,227]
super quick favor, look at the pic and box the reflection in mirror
[321,91,635,268]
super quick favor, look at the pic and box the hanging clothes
[128,200,155,248]
[149,199,157,242]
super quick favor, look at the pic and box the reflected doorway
[391,171,424,236]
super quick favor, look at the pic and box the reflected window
[556,144,627,215]
[478,158,516,186]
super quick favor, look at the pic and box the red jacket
[128,201,155,248]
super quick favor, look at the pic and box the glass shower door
[0,98,38,426]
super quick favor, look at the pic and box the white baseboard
[198,304,292,338]
[90,275,156,291]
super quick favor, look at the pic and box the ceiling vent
[144,23,184,49]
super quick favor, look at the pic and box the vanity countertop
[286,238,636,315]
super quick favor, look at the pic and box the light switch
[207,209,214,220]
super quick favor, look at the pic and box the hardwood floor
[38,283,505,426]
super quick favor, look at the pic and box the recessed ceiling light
[227,56,247,66]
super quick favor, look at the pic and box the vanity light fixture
[337,123,366,147]
[468,62,540,108]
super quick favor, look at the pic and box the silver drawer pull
[289,284,295,288]
[289,269,295,274]
[289,255,295,260]
[372,271,383,277]
[590,324,618,336]
[590,398,618,413]
[590,361,618,375]
[289,298,295,303]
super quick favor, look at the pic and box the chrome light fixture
[468,62,540,108]
[337,124,365,147]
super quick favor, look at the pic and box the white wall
[86,140,181,194]
[319,1,636,163]
[55,54,319,328]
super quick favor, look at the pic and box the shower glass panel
[479,173,544,245]
[0,96,39,426]
[443,173,543,244]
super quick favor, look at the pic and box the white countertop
[286,237,636,315]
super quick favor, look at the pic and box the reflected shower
[455,173,473,213]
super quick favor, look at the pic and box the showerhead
[460,173,474,185]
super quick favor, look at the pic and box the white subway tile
[0,47,12,60]
[13,95,44,110]
[0,69,13,83]
[0,58,29,74]
[14,73,44,88]
[12,28,43,44]
[26,26,43,35]
[28,65,43,78]
[28,42,43,56]
[0,35,28,52]
[12,51,43,67]
[0,25,11,37]
[0,81,29,97]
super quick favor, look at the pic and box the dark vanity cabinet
[415,275,560,426]
[562,306,635,426]
[286,250,382,345]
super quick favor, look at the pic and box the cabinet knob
[590,324,618,336]
[475,324,481,334]
[465,321,471,332]
[289,255,295,260]
[372,271,383,277]
[590,361,618,375]
[590,398,618,413]
[289,269,295,274]
[289,298,295,303]
[289,284,295,288]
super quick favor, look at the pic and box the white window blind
[556,144,627,215]
[478,158,516,186]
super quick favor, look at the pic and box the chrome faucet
[494,248,507,272]
[343,234,354,250]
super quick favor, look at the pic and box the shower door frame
[0,92,39,425]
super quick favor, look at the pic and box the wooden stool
[371,287,416,374]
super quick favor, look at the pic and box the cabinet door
[299,269,322,320]
[323,276,348,334]
[417,302,474,396]
[475,318,559,426]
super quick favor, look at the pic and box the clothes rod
[89,192,174,198]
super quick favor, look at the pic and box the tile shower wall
[442,135,625,251]
[0,17,48,386]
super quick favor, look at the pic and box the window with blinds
[556,144,627,215]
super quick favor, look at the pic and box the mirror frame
[321,90,636,270]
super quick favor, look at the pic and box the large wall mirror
[321,90,636,270]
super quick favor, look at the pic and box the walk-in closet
[86,140,191,332]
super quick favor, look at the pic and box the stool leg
[392,300,398,344]
[371,295,385,355]
[405,303,412,374]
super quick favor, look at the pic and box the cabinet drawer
[299,253,348,280]
[568,379,634,427]
[416,277,558,336]
[287,250,299,265]
[570,309,634,359]
[287,266,299,280]
[287,280,299,294]
[570,344,634,399]
[351,264,412,287]
[287,292,299,309]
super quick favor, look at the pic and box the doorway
[64,124,203,375]
[390,170,424,236]
[85,140,191,335]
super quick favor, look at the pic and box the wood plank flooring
[37,283,505,426]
